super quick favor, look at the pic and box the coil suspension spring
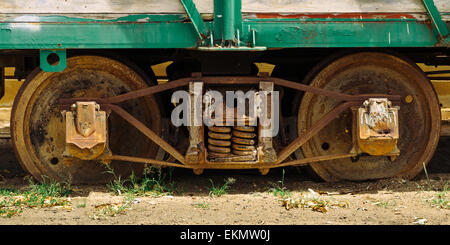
[207,125,257,159]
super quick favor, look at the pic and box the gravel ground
[0,138,449,225]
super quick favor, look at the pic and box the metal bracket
[195,0,266,51]
[197,29,266,51]
[40,49,67,72]
[63,101,110,162]
[352,98,400,157]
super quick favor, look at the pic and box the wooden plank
[0,0,213,14]
[1,0,448,15]
[241,0,450,13]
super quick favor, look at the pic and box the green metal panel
[0,18,446,50]
[243,20,442,48]
[0,0,447,75]
[0,22,200,49]
[0,0,449,51]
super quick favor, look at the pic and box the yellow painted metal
[417,63,450,135]
[442,108,450,121]
[418,63,450,108]
[254,63,275,76]
[0,68,23,137]
[0,68,23,107]
[433,81,450,108]
[151,61,172,84]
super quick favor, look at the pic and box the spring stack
[207,125,257,161]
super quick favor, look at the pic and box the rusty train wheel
[298,52,440,182]
[11,55,162,183]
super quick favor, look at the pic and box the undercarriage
[2,50,443,183]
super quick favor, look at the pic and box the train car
[0,0,449,183]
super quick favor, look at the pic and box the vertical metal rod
[223,0,235,41]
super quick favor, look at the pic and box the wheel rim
[11,55,161,183]
[298,52,440,181]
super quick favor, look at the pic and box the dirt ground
[0,138,449,225]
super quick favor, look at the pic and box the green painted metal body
[0,0,448,50]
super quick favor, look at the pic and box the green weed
[208,178,235,197]
[193,201,210,209]
[0,176,72,218]
[105,165,177,197]
[89,193,134,220]
[374,200,396,208]
[428,182,449,209]
[269,169,291,198]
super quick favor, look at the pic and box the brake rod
[59,76,402,105]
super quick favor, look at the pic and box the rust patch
[254,13,418,20]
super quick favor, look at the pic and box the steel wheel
[11,55,162,183]
[298,52,440,181]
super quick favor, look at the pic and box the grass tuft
[428,182,449,209]
[269,169,291,198]
[105,165,177,197]
[0,176,72,218]
[208,178,235,197]
[89,193,135,220]
[193,201,210,209]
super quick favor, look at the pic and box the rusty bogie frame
[60,72,402,173]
